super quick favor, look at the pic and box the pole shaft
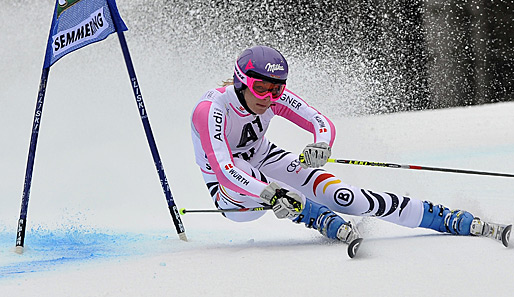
[112,23,186,239]
[329,158,514,178]
[181,206,272,214]
[16,67,50,249]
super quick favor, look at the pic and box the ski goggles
[234,62,286,101]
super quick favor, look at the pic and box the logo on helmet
[265,63,284,73]
[245,60,255,70]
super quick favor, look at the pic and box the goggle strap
[234,61,249,86]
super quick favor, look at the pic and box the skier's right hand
[260,182,303,219]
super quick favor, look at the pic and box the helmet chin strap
[235,88,256,115]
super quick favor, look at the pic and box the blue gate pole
[16,67,50,254]
[108,2,187,241]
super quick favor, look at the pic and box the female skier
[190,45,510,256]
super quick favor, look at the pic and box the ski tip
[502,224,512,248]
[347,238,363,258]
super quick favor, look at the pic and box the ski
[472,219,512,247]
[347,237,363,258]
[488,223,512,247]
[500,225,512,247]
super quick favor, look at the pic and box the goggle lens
[250,80,286,101]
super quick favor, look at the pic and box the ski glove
[260,182,303,219]
[300,142,331,168]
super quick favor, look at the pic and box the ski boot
[470,218,512,247]
[420,201,512,247]
[294,199,363,258]
[419,201,474,235]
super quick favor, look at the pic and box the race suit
[191,85,423,227]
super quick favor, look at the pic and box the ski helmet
[233,45,288,90]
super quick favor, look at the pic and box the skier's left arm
[271,89,335,168]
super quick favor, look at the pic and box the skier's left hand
[300,142,331,168]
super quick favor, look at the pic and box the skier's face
[243,88,272,114]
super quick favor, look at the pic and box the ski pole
[299,155,514,178]
[180,206,272,215]
[109,2,186,241]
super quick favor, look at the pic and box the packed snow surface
[1,1,513,296]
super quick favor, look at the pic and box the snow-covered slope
[1,2,513,296]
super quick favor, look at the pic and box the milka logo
[265,63,284,73]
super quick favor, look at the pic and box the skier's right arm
[191,100,268,198]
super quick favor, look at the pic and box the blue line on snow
[0,226,171,279]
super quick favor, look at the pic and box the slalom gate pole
[108,3,186,241]
[180,206,272,215]
[15,67,50,254]
[300,154,514,178]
